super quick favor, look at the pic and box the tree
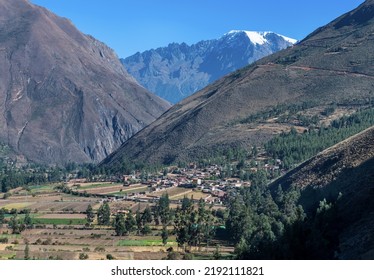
[79,253,89,260]
[213,245,221,260]
[196,199,214,247]
[97,202,111,225]
[8,213,25,234]
[24,243,30,260]
[141,224,152,235]
[0,208,5,225]
[135,208,143,234]
[157,193,171,226]
[114,213,126,236]
[125,211,136,233]
[23,209,32,229]
[174,197,194,250]
[141,206,153,224]
[86,204,95,225]
[161,226,168,245]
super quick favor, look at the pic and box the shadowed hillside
[270,126,374,259]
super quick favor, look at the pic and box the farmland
[0,182,232,260]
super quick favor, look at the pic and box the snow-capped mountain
[121,30,297,104]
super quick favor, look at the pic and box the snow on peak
[225,30,297,45]
[226,30,268,45]
[244,31,268,45]
[278,35,298,44]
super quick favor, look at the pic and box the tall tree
[158,193,171,226]
[24,243,30,260]
[125,211,136,233]
[135,207,143,234]
[97,202,111,225]
[0,208,5,225]
[86,204,95,225]
[141,206,153,224]
[23,209,32,229]
[161,226,168,245]
[114,213,126,236]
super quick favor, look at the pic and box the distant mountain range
[121,31,296,103]
[102,0,374,167]
[0,0,170,164]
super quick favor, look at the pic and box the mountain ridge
[122,30,296,103]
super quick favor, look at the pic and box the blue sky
[31,0,364,58]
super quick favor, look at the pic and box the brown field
[83,185,125,194]
[38,214,86,219]
[0,193,100,213]
[149,187,193,199]
[172,190,211,200]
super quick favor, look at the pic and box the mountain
[121,31,296,103]
[101,0,374,168]
[0,0,170,164]
[270,126,374,259]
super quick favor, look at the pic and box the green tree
[125,211,136,233]
[135,208,143,234]
[157,193,171,226]
[86,204,95,225]
[0,208,5,225]
[97,202,111,225]
[141,206,153,224]
[23,209,32,229]
[8,213,24,234]
[24,243,30,260]
[114,213,126,236]
[174,197,194,250]
[161,226,168,245]
[141,224,152,235]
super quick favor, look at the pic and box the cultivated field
[0,183,232,260]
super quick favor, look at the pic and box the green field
[112,187,150,196]
[31,218,87,225]
[78,183,116,190]
[0,234,21,239]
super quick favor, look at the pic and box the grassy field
[2,202,35,210]
[31,218,87,225]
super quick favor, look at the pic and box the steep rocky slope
[0,0,170,164]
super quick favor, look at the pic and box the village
[67,157,284,208]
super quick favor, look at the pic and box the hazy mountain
[101,0,374,167]
[270,125,374,259]
[0,0,170,164]
[121,31,296,103]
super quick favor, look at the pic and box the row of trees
[84,194,217,250]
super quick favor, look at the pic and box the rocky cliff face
[122,31,296,103]
[0,0,170,164]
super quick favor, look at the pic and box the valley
[1,0,374,261]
